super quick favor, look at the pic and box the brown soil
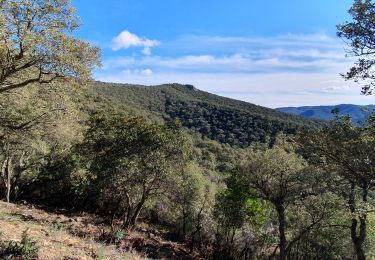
[0,201,201,260]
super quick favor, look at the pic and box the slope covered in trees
[93,82,322,147]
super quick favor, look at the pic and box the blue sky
[72,0,375,107]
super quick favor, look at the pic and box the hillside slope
[0,202,201,259]
[93,82,321,147]
[277,104,375,123]
[0,202,141,259]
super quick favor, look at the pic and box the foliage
[0,83,82,202]
[337,0,375,95]
[0,0,101,93]
[94,82,321,147]
[297,114,375,260]
[113,229,126,244]
[226,137,343,259]
[1,1,374,259]
[78,112,189,230]
[1,229,39,259]
[213,177,269,259]
[51,221,65,231]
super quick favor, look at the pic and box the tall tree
[298,115,375,260]
[79,112,188,230]
[235,140,333,260]
[338,0,375,94]
[0,83,81,202]
[0,0,101,94]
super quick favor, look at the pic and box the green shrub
[113,229,126,244]
[52,221,65,231]
[3,229,39,259]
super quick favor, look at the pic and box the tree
[0,83,81,203]
[79,112,188,230]
[213,174,266,260]
[297,115,375,260]
[0,0,101,94]
[337,0,375,94]
[235,140,333,260]
[167,163,206,240]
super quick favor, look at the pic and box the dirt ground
[0,201,200,260]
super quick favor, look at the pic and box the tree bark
[1,158,7,200]
[129,198,145,228]
[275,203,287,260]
[349,182,367,260]
[1,155,13,203]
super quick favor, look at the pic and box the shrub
[2,229,39,259]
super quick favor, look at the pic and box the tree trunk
[348,182,367,260]
[352,234,366,260]
[1,158,7,200]
[1,155,13,203]
[129,199,144,228]
[275,203,287,260]
[182,206,187,239]
[6,171,11,203]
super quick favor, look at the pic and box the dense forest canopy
[93,82,322,147]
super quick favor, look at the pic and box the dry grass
[0,201,145,260]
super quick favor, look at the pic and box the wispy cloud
[161,33,344,54]
[103,52,348,73]
[119,68,154,77]
[105,33,350,73]
[111,30,160,55]
[97,33,371,107]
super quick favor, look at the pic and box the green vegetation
[0,0,375,259]
[0,229,39,259]
[94,82,322,147]
[337,0,375,95]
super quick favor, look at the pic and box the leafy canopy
[0,0,101,93]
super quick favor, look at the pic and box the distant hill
[276,104,375,123]
[92,82,321,147]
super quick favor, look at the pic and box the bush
[1,229,39,259]
[113,229,126,244]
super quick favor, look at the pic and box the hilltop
[92,82,321,147]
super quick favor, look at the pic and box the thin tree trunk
[1,157,7,199]
[182,206,187,239]
[3,155,13,203]
[129,198,145,228]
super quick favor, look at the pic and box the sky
[71,0,375,108]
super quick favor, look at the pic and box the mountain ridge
[276,104,375,123]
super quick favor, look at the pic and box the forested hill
[93,82,321,147]
[277,104,375,123]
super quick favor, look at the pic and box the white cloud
[103,32,352,74]
[111,30,160,54]
[118,68,153,77]
[103,51,350,74]
[163,33,345,55]
[97,33,373,107]
[141,69,153,77]
[141,47,152,55]
[322,85,350,92]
